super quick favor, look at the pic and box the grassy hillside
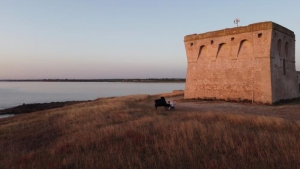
[0,93,299,168]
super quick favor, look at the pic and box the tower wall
[297,71,300,98]
[270,30,297,102]
[184,22,296,104]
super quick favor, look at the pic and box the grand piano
[154,97,171,110]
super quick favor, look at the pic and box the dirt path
[147,95,300,121]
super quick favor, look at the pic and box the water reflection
[0,114,14,119]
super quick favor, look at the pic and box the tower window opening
[211,40,214,44]
[190,43,193,46]
[231,37,234,41]
[258,33,262,38]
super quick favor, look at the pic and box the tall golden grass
[0,93,300,169]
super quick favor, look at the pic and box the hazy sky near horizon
[1,0,300,79]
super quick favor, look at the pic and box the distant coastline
[0,81,185,111]
[0,78,185,83]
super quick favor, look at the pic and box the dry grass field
[0,91,300,169]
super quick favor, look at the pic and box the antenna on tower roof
[234,18,240,27]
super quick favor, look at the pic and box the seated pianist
[155,97,175,110]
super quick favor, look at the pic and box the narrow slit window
[283,59,286,75]
[190,43,193,46]
[211,40,214,44]
[277,39,282,57]
[231,37,234,41]
[285,42,289,57]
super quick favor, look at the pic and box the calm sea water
[0,82,185,110]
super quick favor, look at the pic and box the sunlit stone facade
[184,22,298,104]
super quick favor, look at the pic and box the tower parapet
[184,22,295,42]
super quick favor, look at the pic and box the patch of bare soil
[148,95,300,121]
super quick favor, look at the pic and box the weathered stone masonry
[184,21,298,104]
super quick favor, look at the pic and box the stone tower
[184,21,298,104]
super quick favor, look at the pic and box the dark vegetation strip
[0,101,88,115]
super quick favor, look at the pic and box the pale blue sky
[1,0,300,79]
